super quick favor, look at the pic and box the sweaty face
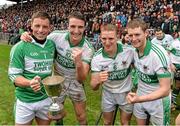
[31,18,51,40]
[68,18,85,45]
[155,31,164,40]
[100,30,117,55]
[128,27,147,50]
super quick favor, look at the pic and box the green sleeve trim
[91,71,99,73]
[82,59,90,64]
[157,73,171,78]
[9,74,22,83]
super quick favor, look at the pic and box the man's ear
[50,25,54,32]
[145,29,149,38]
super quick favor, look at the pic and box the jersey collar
[65,32,85,48]
[31,38,48,48]
[157,34,165,40]
[136,39,151,58]
[102,43,123,59]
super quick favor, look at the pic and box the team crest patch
[113,62,118,70]
[122,61,127,66]
[143,65,148,70]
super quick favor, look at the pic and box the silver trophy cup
[42,75,65,120]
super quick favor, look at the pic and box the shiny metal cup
[42,75,65,120]
[42,75,65,97]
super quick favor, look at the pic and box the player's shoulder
[49,30,68,38]
[83,37,94,51]
[121,43,135,54]
[151,42,168,58]
[93,48,103,58]
[11,41,26,50]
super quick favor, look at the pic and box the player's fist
[72,48,83,65]
[30,75,41,92]
[99,71,108,83]
[126,92,139,103]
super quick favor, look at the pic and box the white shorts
[57,79,86,103]
[133,95,171,125]
[102,89,133,113]
[15,98,52,124]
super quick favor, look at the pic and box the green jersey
[8,39,55,103]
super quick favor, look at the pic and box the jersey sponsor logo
[34,60,53,72]
[137,70,158,84]
[108,67,130,80]
[56,53,75,68]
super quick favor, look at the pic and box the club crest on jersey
[143,65,149,71]
[66,50,72,59]
[122,61,127,66]
[113,62,118,70]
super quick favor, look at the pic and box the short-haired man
[91,24,134,125]
[126,19,171,125]
[8,11,55,125]
[151,27,174,50]
[50,11,94,125]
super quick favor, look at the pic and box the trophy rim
[42,75,65,86]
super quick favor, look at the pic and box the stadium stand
[0,0,179,46]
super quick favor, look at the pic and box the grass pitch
[0,42,179,125]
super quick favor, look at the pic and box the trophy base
[48,111,66,120]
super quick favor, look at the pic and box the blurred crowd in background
[0,0,179,44]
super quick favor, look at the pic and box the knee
[103,120,112,125]
[77,113,87,124]
[121,120,130,125]
[103,117,112,125]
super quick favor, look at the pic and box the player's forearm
[90,77,101,91]
[75,61,89,83]
[138,79,171,102]
[138,88,170,102]
[14,76,31,87]
[90,73,102,90]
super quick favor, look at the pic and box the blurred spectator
[0,0,179,42]
[151,27,174,50]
